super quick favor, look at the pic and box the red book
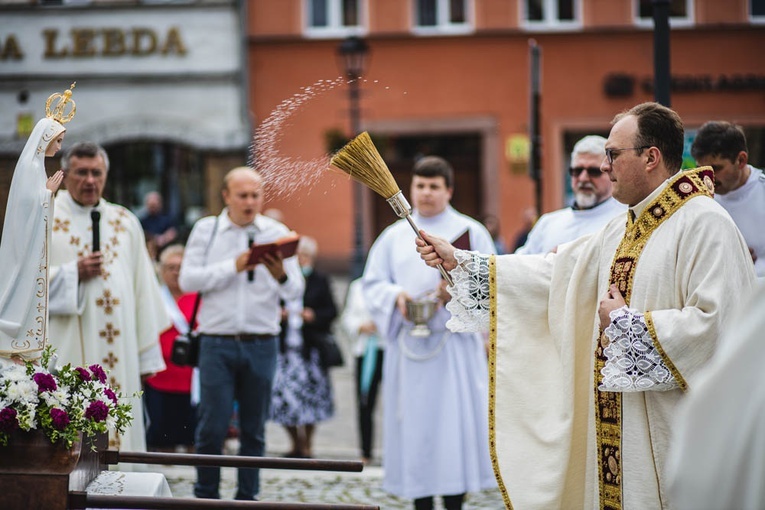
[452,229,471,251]
[247,233,300,265]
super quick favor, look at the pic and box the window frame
[411,0,474,36]
[304,0,367,39]
[520,0,582,32]
[750,0,765,24]
[633,0,694,28]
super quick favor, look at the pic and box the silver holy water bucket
[406,298,439,337]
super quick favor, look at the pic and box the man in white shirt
[691,121,765,276]
[516,135,626,255]
[179,167,304,501]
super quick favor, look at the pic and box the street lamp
[337,36,370,278]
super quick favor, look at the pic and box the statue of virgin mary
[0,84,75,364]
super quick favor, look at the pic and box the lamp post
[337,36,370,279]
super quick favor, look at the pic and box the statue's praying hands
[46,170,63,193]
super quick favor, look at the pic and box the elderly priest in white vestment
[416,102,756,509]
[48,141,168,455]
[0,86,69,365]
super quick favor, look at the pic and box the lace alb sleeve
[444,250,491,333]
[599,306,678,392]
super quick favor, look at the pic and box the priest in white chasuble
[49,141,168,455]
[0,86,70,365]
[416,102,757,510]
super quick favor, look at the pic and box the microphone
[91,209,101,253]
[247,231,255,282]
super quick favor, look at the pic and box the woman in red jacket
[144,244,198,452]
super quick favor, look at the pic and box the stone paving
[160,463,504,508]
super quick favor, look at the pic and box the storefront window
[103,141,205,244]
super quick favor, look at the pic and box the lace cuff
[599,306,678,392]
[444,250,491,332]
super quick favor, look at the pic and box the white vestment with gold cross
[49,190,168,455]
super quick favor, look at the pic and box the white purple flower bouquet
[0,346,134,449]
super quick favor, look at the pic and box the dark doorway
[369,132,483,239]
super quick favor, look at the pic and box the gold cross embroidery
[99,323,121,345]
[70,236,80,246]
[109,376,121,393]
[109,219,126,234]
[102,352,119,369]
[95,290,120,314]
[53,218,70,232]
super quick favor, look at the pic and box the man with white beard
[515,135,626,255]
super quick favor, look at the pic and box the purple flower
[50,408,71,430]
[104,388,118,405]
[75,367,91,382]
[84,400,109,422]
[89,364,107,384]
[33,372,57,393]
[0,407,19,433]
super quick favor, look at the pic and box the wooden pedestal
[0,430,106,510]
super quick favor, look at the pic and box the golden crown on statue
[45,82,77,124]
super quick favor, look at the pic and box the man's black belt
[206,333,275,342]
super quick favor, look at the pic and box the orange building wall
[247,1,765,269]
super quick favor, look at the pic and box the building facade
[247,0,765,269]
[0,0,250,241]
[2,0,764,271]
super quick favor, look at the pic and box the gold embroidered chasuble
[488,168,755,509]
[49,191,169,453]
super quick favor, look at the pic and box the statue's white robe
[0,117,65,362]
[49,191,168,455]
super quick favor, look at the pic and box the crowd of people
[1,90,763,509]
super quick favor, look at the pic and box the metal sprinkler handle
[386,191,454,286]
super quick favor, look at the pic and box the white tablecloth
[86,470,173,504]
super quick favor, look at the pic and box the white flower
[7,380,38,404]
[1,365,27,382]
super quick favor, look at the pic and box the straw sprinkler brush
[330,131,454,286]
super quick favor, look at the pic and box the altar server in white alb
[362,156,496,510]
[691,120,765,277]
[0,86,69,365]
[515,134,626,255]
[416,103,756,509]
[48,141,168,454]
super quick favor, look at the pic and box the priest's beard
[574,190,598,209]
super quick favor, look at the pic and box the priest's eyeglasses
[604,146,651,165]
[569,166,603,178]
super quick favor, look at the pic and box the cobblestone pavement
[159,463,504,509]
[154,276,504,508]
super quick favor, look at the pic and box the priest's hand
[436,280,451,305]
[78,253,103,281]
[415,230,457,272]
[598,284,626,333]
